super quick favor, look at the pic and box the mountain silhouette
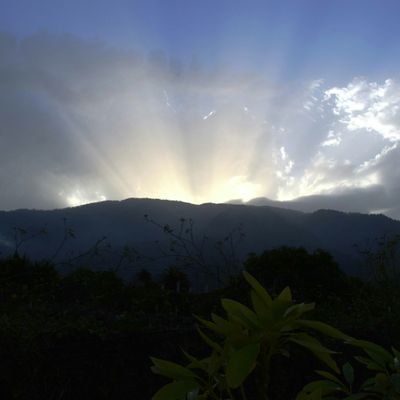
[1,198,399,279]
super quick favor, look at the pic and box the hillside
[1,198,399,278]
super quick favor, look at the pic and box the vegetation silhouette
[0,238,399,399]
[151,271,400,400]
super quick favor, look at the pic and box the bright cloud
[321,131,342,147]
[325,79,400,141]
[1,32,400,219]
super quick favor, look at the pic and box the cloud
[0,32,280,208]
[321,130,342,147]
[0,32,399,219]
[269,78,400,219]
[325,78,400,141]
[247,184,390,215]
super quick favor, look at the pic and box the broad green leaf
[290,333,339,373]
[364,350,390,369]
[290,334,337,356]
[251,290,267,315]
[211,313,237,335]
[305,389,322,400]
[194,315,225,335]
[151,358,197,380]
[342,363,354,385]
[225,329,251,348]
[226,343,260,388]
[250,292,274,328]
[298,380,340,399]
[283,303,315,319]
[182,350,198,364]
[207,351,223,376]
[297,388,323,400]
[360,377,378,390]
[221,298,259,329]
[347,339,393,365]
[354,356,385,372]
[152,380,198,400]
[295,320,351,340]
[277,286,292,302]
[182,350,209,372]
[243,271,272,307]
[185,352,221,376]
[271,299,293,322]
[315,370,345,387]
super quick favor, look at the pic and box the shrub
[150,272,400,400]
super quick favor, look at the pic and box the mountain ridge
[1,197,399,280]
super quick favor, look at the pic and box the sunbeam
[1,0,400,219]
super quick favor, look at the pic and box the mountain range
[1,198,400,281]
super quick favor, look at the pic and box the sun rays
[1,31,400,218]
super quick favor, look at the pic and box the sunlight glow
[61,190,107,207]
[50,58,398,209]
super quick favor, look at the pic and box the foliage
[245,247,348,302]
[1,244,399,400]
[151,271,350,400]
[298,342,400,399]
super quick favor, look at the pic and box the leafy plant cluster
[151,272,400,400]
[0,243,399,399]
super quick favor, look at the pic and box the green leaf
[211,313,237,335]
[283,303,315,319]
[315,370,344,387]
[297,388,323,400]
[347,339,393,366]
[196,327,222,352]
[295,320,351,340]
[290,333,339,373]
[182,350,198,364]
[251,290,267,315]
[221,298,259,329]
[243,271,272,307]
[207,351,223,376]
[342,363,354,385]
[364,350,390,369]
[291,333,336,354]
[277,286,292,302]
[271,299,293,322]
[298,380,340,399]
[152,380,199,400]
[182,350,209,373]
[151,358,197,380]
[360,377,378,390]
[354,356,385,372]
[226,343,260,388]
[194,315,226,335]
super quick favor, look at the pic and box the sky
[1,0,400,219]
